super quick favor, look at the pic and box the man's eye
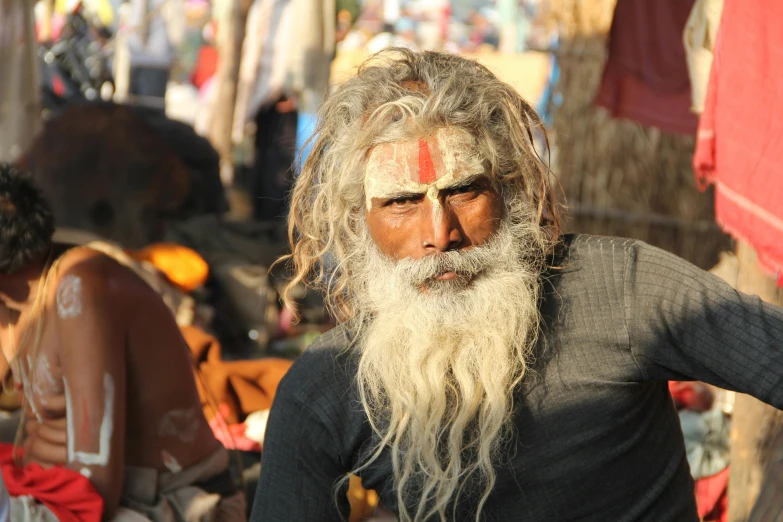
[386,196,417,206]
[450,183,478,195]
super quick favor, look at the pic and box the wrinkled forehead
[365,127,485,187]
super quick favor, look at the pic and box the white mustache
[395,248,495,286]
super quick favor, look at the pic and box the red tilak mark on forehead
[418,138,436,183]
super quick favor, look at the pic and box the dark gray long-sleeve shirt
[251,235,783,521]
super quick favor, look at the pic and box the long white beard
[348,204,546,522]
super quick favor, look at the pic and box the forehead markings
[418,138,437,184]
[364,128,485,211]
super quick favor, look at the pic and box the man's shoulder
[276,324,359,406]
[554,234,702,295]
[549,234,633,282]
[48,248,117,300]
[307,323,354,353]
[45,247,154,318]
[559,234,640,261]
[557,233,683,270]
[548,234,668,292]
[561,233,696,268]
[54,246,151,293]
[55,247,130,281]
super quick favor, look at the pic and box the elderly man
[0,164,245,521]
[251,49,783,521]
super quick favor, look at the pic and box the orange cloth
[347,475,379,522]
[183,326,380,519]
[129,243,210,292]
[181,325,293,424]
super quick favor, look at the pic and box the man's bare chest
[23,344,66,420]
[1,315,66,421]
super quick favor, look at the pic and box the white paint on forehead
[436,127,486,185]
[65,373,114,467]
[364,127,485,210]
[364,142,420,207]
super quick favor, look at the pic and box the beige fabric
[287,0,336,114]
[231,0,294,142]
[9,495,59,522]
[116,447,245,522]
[112,509,154,522]
[683,0,724,114]
[230,0,336,139]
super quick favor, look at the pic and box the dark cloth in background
[251,101,297,221]
[596,0,699,134]
[129,66,170,101]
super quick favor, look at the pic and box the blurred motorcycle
[38,1,114,116]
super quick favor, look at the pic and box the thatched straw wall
[544,0,730,269]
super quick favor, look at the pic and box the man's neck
[0,262,47,314]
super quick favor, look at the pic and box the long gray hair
[282,48,562,321]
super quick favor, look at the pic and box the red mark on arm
[418,138,436,183]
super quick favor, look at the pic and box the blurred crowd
[340,0,552,54]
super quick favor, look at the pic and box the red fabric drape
[694,0,783,285]
[596,0,699,134]
[0,443,103,522]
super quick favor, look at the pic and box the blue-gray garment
[678,409,730,480]
[251,234,783,521]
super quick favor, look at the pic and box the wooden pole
[208,0,249,186]
[729,241,783,521]
[0,0,41,163]
[747,417,783,521]
[497,0,519,54]
[113,1,137,103]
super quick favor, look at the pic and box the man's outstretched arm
[55,259,127,519]
[625,241,783,406]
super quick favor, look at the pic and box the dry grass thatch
[542,0,730,269]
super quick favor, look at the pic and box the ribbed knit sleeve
[625,240,783,406]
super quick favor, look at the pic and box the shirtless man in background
[0,164,244,521]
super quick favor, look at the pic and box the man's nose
[421,198,462,252]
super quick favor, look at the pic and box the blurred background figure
[125,0,183,109]
[0,0,41,163]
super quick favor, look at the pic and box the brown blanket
[181,326,292,424]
